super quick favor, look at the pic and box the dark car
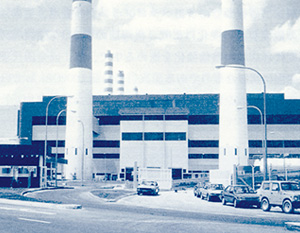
[201,183,224,201]
[194,182,206,198]
[222,185,260,208]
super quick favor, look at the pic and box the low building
[0,93,299,187]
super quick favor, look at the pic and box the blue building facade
[0,93,299,187]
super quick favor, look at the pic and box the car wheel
[138,192,142,196]
[233,199,239,208]
[282,199,294,214]
[261,198,270,211]
[222,197,227,205]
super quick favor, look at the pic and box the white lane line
[19,208,56,215]
[18,217,51,224]
[0,206,55,215]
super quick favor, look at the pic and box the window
[188,115,219,125]
[235,148,237,156]
[2,168,11,174]
[271,183,280,191]
[165,115,188,121]
[144,115,163,121]
[165,133,186,141]
[18,167,29,174]
[121,115,143,121]
[262,182,270,190]
[93,154,120,159]
[144,133,163,141]
[93,140,120,148]
[122,133,143,141]
[188,154,218,159]
[188,140,218,147]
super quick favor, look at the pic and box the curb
[285,222,300,231]
[0,198,82,210]
[21,186,74,196]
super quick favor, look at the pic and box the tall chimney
[116,70,124,95]
[218,0,248,182]
[65,0,93,181]
[104,50,113,95]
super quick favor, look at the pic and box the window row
[188,154,219,159]
[93,154,120,159]
[189,140,300,148]
[122,132,186,141]
[32,114,300,126]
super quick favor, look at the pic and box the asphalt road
[0,198,292,233]
[19,185,300,232]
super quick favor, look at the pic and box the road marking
[0,206,55,215]
[19,208,56,215]
[18,218,51,224]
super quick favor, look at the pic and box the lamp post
[78,120,84,186]
[55,109,66,187]
[43,95,73,187]
[247,105,263,189]
[216,65,268,181]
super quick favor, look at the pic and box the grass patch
[0,188,61,204]
[91,189,135,200]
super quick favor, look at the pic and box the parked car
[201,183,224,201]
[194,182,206,198]
[137,181,159,195]
[257,181,300,213]
[221,185,260,208]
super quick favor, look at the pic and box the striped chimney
[65,0,93,181]
[104,50,113,95]
[218,0,249,173]
[116,70,124,95]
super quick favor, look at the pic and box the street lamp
[55,109,66,187]
[247,105,263,189]
[216,65,268,181]
[78,120,84,186]
[43,95,72,187]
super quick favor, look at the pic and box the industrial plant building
[1,92,299,187]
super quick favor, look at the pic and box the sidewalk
[0,197,82,209]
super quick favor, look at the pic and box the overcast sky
[0,0,299,106]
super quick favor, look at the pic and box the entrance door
[125,167,133,181]
[172,168,182,180]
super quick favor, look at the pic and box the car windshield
[234,186,250,194]
[141,181,157,186]
[210,184,223,190]
[281,182,300,191]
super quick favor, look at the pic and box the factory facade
[1,93,294,187]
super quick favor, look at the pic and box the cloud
[2,0,44,9]
[243,0,269,29]
[121,10,221,48]
[282,74,300,99]
[270,17,300,56]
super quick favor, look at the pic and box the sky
[0,0,300,106]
